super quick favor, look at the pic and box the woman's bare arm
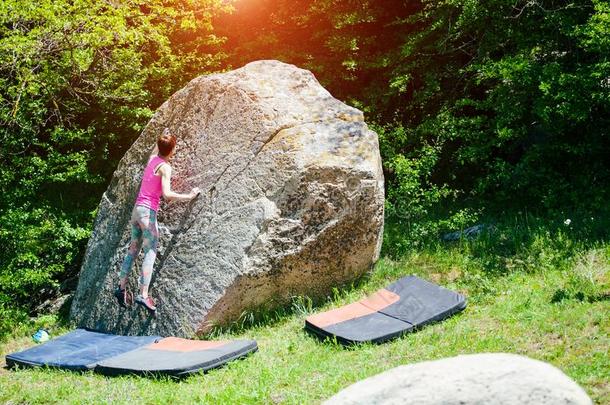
[159,164,200,201]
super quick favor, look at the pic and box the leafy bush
[375,122,482,255]
[382,0,610,211]
[0,208,89,309]
[0,0,231,335]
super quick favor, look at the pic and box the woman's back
[135,155,166,211]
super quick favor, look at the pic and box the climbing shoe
[135,295,157,314]
[114,286,133,308]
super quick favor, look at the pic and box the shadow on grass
[3,361,235,382]
[206,273,375,338]
[383,206,610,276]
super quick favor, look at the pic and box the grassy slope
[0,222,608,404]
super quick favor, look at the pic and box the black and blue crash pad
[6,329,257,376]
[5,329,159,371]
[305,275,467,344]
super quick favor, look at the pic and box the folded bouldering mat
[5,329,159,370]
[6,329,258,376]
[305,275,467,344]
[96,337,258,377]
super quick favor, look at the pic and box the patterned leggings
[119,205,159,287]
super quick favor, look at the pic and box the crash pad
[96,337,258,376]
[305,275,466,344]
[6,329,257,376]
[5,329,159,370]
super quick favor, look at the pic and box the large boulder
[70,60,385,337]
[323,353,592,405]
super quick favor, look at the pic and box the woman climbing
[115,128,201,313]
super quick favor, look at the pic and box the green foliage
[0,305,28,341]
[0,208,89,308]
[0,0,231,334]
[375,122,483,252]
[383,0,610,210]
[377,123,453,221]
[552,247,610,302]
[214,0,416,107]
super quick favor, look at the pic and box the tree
[0,0,231,333]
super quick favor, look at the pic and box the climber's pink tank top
[135,155,166,211]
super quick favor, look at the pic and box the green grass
[1,217,608,404]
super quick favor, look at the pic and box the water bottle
[32,329,50,343]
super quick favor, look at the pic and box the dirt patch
[446,268,462,282]
[590,380,610,404]
[427,267,462,284]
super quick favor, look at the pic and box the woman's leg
[118,207,143,289]
[138,207,159,298]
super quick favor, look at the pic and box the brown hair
[158,128,176,157]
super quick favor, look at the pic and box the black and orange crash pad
[96,337,258,376]
[305,275,467,344]
[6,329,257,376]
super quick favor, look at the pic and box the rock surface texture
[70,60,385,337]
[323,353,592,405]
